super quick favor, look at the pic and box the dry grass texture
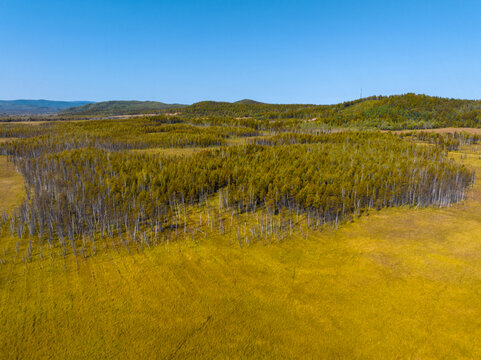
[0,155,24,213]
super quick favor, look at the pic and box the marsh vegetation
[1,98,481,358]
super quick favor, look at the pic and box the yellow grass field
[0,155,24,213]
[2,147,481,358]
[0,121,47,125]
[0,137,18,143]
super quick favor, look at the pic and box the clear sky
[1,0,480,104]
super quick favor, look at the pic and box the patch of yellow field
[2,147,481,358]
[0,156,24,213]
[0,121,47,125]
[0,137,18,143]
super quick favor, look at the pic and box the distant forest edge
[61,100,187,116]
[63,94,481,130]
[178,94,481,130]
[0,100,92,115]
[2,94,481,130]
[60,99,265,116]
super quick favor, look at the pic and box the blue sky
[0,0,480,104]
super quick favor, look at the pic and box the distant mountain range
[4,96,481,130]
[62,99,265,116]
[0,99,267,116]
[61,101,186,116]
[0,100,93,115]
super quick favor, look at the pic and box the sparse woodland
[0,114,475,258]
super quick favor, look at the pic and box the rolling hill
[234,99,265,105]
[0,100,92,115]
[62,100,186,116]
[5,95,481,130]
[182,94,481,129]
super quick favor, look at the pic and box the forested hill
[312,94,481,129]
[0,100,92,115]
[182,100,312,118]
[234,99,265,105]
[61,100,186,116]
[182,94,481,129]
[35,94,481,130]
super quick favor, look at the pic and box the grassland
[0,138,18,143]
[1,143,481,358]
[0,155,24,213]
